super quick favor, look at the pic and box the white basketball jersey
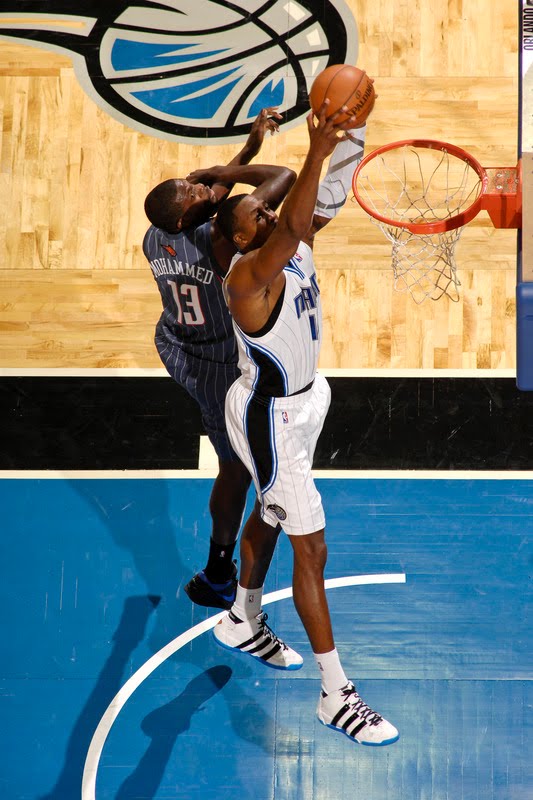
[227,242,321,396]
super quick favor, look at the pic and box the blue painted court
[1,476,531,799]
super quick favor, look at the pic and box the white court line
[0,367,517,378]
[198,435,219,470]
[2,469,533,480]
[81,573,406,800]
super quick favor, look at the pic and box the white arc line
[82,573,406,799]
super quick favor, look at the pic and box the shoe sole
[184,579,235,610]
[318,716,400,747]
[213,630,303,671]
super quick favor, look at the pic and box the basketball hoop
[352,139,521,303]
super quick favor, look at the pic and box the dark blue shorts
[156,336,241,463]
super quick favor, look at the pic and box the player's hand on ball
[307,100,356,159]
[309,65,376,127]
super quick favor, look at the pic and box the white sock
[232,583,263,621]
[314,648,348,694]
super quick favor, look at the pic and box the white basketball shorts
[225,372,331,535]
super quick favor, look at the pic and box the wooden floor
[0,1,519,369]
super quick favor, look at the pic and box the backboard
[517,1,533,388]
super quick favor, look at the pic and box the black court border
[1,377,532,470]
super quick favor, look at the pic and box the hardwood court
[0,1,518,370]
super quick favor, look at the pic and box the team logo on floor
[0,1,358,144]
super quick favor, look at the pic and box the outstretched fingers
[311,104,356,145]
[258,106,283,135]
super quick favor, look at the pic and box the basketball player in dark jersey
[143,109,296,611]
[213,102,399,746]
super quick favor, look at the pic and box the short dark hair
[216,193,248,244]
[144,179,184,234]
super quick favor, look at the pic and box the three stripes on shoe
[227,610,289,663]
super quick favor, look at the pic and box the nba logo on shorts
[282,411,289,424]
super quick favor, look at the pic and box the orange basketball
[309,64,376,126]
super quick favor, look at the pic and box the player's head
[144,178,217,234]
[217,193,278,252]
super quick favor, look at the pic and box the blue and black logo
[0,1,358,143]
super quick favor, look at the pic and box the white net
[384,227,463,303]
[355,144,484,303]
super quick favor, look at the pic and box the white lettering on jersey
[294,271,320,321]
[149,258,213,284]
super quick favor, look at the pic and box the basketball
[309,65,376,126]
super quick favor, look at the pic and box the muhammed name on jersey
[148,256,214,285]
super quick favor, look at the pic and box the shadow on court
[38,594,160,800]
[65,478,196,657]
[36,478,281,798]
[115,665,233,800]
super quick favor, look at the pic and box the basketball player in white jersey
[213,102,399,746]
[143,109,296,612]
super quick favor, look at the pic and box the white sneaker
[213,610,303,671]
[317,682,399,746]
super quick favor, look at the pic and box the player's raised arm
[188,163,296,266]
[198,107,284,205]
[309,123,368,237]
[144,109,288,235]
[306,67,375,237]
[226,104,355,297]
[187,163,296,213]
[229,107,282,165]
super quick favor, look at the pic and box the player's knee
[293,532,328,573]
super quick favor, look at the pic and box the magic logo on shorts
[267,504,287,521]
[0,1,358,144]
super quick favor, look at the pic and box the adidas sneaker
[213,610,303,671]
[317,681,399,746]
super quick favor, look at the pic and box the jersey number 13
[167,281,205,326]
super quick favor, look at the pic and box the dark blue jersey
[143,220,237,364]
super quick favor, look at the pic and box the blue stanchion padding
[516,282,533,390]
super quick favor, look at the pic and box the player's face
[233,196,278,251]
[174,179,217,229]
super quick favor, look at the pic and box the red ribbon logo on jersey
[162,244,177,256]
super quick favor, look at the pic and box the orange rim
[352,139,488,234]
